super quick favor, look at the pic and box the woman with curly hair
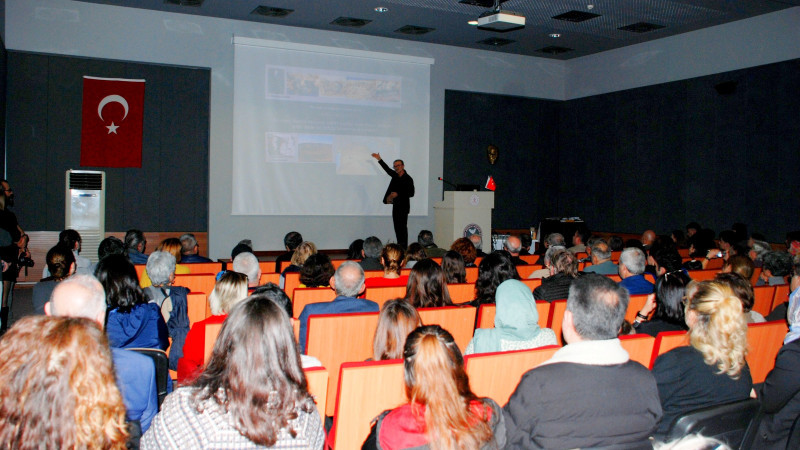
[0,315,129,448]
[363,325,505,449]
[143,294,324,448]
[471,251,520,306]
[364,243,408,289]
[450,237,477,267]
[404,259,452,308]
[652,280,752,437]
[299,253,335,288]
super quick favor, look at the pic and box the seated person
[471,251,519,306]
[363,325,506,449]
[371,299,421,361]
[280,241,316,288]
[716,271,765,323]
[582,239,618,275]
[274,231,302,272]
[141,250,190,370]
[32,244,75,315]
[402,243,426,269]
[652,280,752,437]
[140,238,190,288]
[364,243,408,288]
[528,245,564,279]
[359,236,384,271]
[298,253,335,288]
[404,259,453,308]
[177,271,248,383]
[441,250,466,284]
[179,233,212,263]
[466,279,557,354]
[757,251,793,286]
[533,249,580,302]
[451,237,478,267]
[632,271,691,337]
[618,247,654,295]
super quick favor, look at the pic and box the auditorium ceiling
[74,0,799,59]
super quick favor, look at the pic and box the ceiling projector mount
[477,0,525,32]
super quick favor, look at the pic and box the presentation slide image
[265,65,401,108]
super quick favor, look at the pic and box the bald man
[641,230,656,250]
[504,235,528,266]
[46,275,158,436]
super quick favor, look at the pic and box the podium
[434,191,494,247]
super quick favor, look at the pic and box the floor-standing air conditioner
[65,170,105,263]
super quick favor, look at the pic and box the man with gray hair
[180,233,212,263]
[618,247,654,295]
[469,234,486,257]
[583,239,618,275]
[232,251,262,289]
[535,232,566,265]
[359,236,384,271]
[125,228,149,264]
[503,274,661,448]
[297,261,379,352]
[46,274,159,436]
[504,235,528,266]
[529,245,566,279]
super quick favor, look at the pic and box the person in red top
[364,243,409,289]
[177,271,248,383]
[362,325,506,449]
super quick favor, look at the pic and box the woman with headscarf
[751,266,800,449]
[465,279,557,355]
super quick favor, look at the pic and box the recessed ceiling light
[549,33,561,38]
[374,7,388,13]
[468,19,479,25]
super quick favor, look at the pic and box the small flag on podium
[485,176,496,191]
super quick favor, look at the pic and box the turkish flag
[80,76,145,168]
[485,175,496,191]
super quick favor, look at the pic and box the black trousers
[392,206,409,249]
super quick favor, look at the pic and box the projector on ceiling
[477,10,525,32]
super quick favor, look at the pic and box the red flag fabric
[80,76,145,168]
[485,175,496,191]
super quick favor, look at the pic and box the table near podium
[434,191,494,247]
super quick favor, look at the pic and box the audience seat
[687,269,719,282]
[663,398,760,448]
[329,360,405,450]
[606,274,622,282]
[364,286,407,309]
[258,261,275,275]
[750,267,762,287]
[611,251,623,262]
[186,292,210,327]
[752,285,777,317]
[331,259,348,270]
[650,330,689,369]
[705,258,724,270]
[746,320,789,384]
[259,272,280,286]
[677,248,690,258]
[293,287,337,318]
[203,323,222,365]
[128,348,170,409]
[304,367,329,423]
[363,270,384,279]
[618,334,656,367]
[446,283,475,304]
[625,294,650,323]
[305,312,380,416]
[283,272,302,299]
[473,257,482,266]
[772,284,791,313]
[280,260,292,272]
[520,255,538,264]
[173,273,215,296]
[516,264,543,279]
[548,299,568,345]
[134,264,146,282]
[520,278,543,291]
[184,262,222,273]
[465,345,559,405]
[465,266,479,284]
[417,306,477,352]
[476,301,551,329]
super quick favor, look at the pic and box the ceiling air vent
[552,10,600,22]
[396,25,435,35]
[251,6,293,18]
[536,46,573,55]
[459,0,509,7]
[163,0,203,6]
[618,22,665,33]
[331,17,372,28]
[477,37,515,47]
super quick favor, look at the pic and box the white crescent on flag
[97,95,129,122]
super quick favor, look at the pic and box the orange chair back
[750,268,762,287]
[650,330,689,369]
[331,259,348,270]
[292,287,337,318]
[203,323,222,365]
[280,260,293,272]
[549,300,568,345]
[283,272,302,298]
[446,283,475,304]
[259,272,281,286]
[465,266,479,284]
[186,292,209,327]
[625,294,650,323]
[752,286,777,317]
[465,345,560,405]
[418,306,477,352]
[184,262,222,274]
[688,269,719,281]
[305,312,380,416]
[258,261,275,275]
[304,367,329,423]
[363,270,384,279]
[705,258,724,270]
[606,274,622,282]
[772,284,791,313]
[134,264,146,282]
[330,361,405,450]
[746,320,789,383]
[619,334,656,367]
[476,301,550,329]
[516,264,544,279]
[520,278,542,291]
[173,273,216,296]
[519,254,539,264]
[611,251,623,262]
[365,286,407,309]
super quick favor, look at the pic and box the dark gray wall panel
[6,51,210,232]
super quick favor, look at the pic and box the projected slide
[232,40,431,216]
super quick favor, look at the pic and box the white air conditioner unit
[65,170,105,263]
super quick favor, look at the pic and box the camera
[18,254,34,268]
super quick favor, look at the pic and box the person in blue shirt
[618,247,654,295]
[298,261,379,352]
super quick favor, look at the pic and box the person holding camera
[0,179,30,333]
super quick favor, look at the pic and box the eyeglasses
[393,164,403,168]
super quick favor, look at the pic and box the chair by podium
[434,191,493,250]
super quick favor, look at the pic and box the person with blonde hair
[652,280,752,437]
[140,237,190,288]
[372,299,421,361]
[0,315,129,448]
[363,325,505,449]
[143,294,324,448]
[365,243,409,288]
[177,271,249,383]
[280,240,317,288]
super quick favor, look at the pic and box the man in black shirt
[371,153,414,248]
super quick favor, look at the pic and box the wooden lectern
[434,191,494,247]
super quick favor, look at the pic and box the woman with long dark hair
[632,270,691,337]
[404,259,452,308]
[441,250,467,284]
[143,294,324,448]
[299,253,335,288]
[372,299,422,361]
[471,251,520,306]
[363,325,505,449]
[96,254,168,351]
